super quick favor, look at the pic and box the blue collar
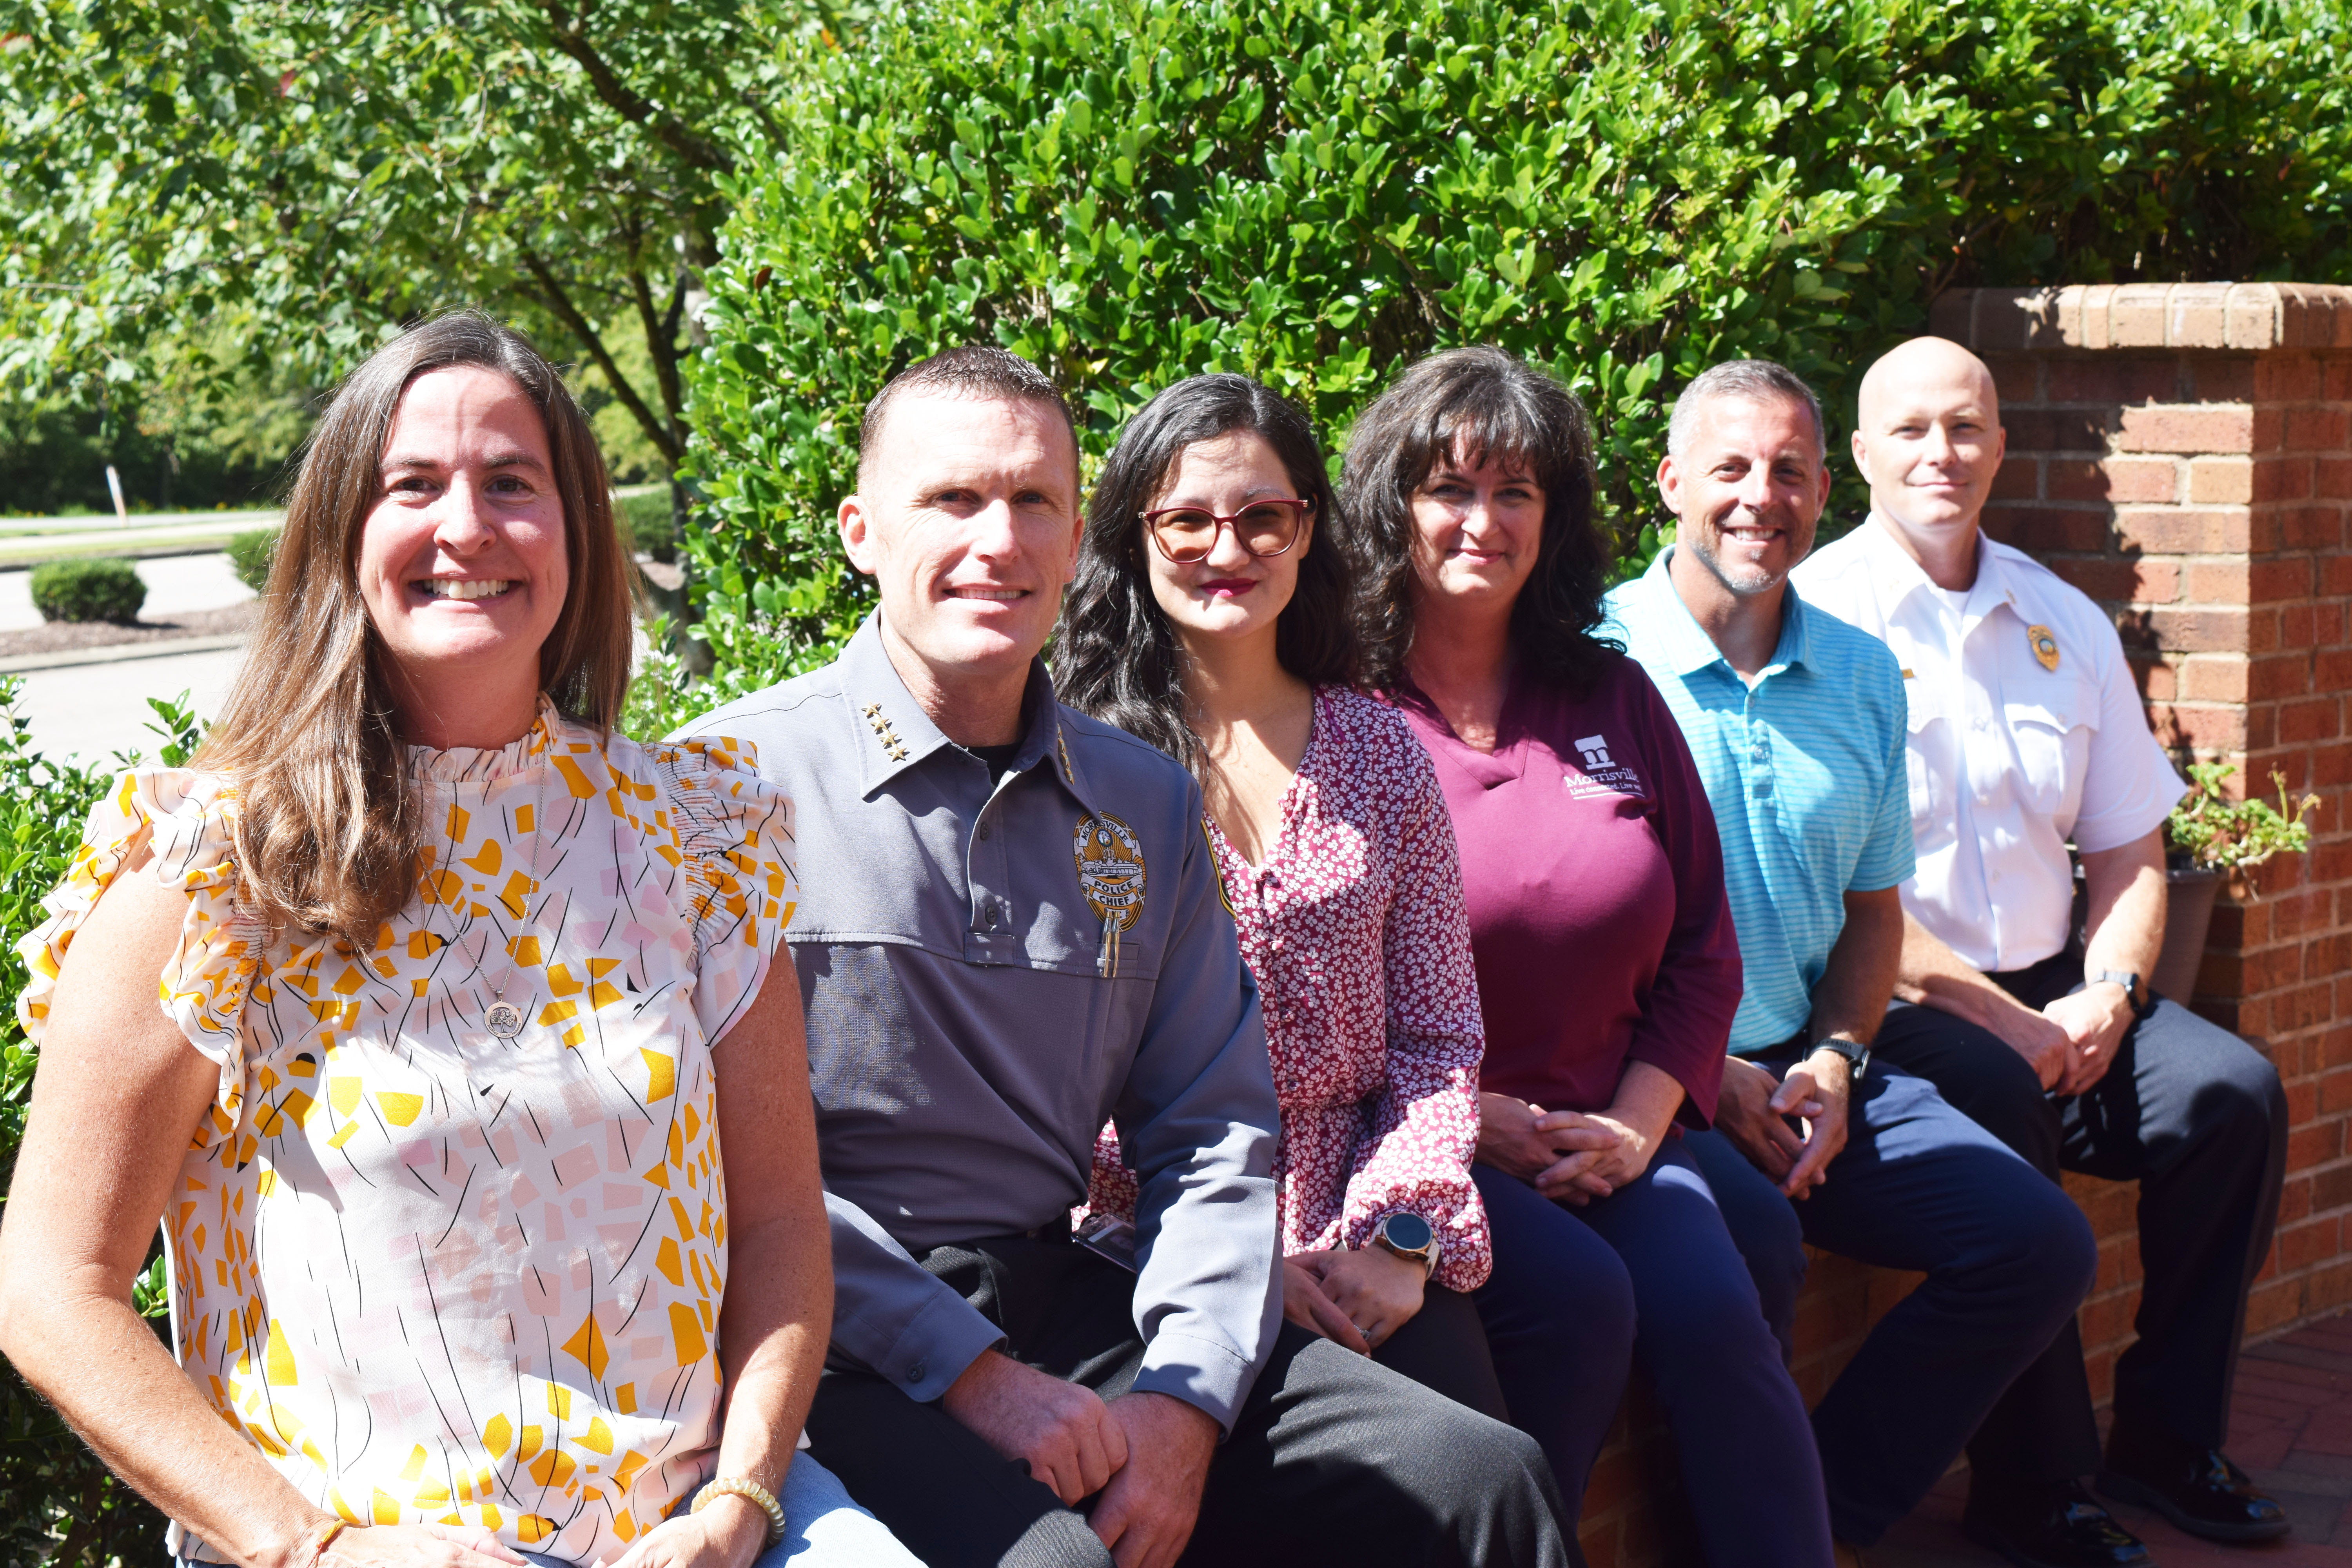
[1633,545,1814,679]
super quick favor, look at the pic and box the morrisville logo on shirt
[1567,733,1648,800]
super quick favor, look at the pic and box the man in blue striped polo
[1604,360,2104,1565]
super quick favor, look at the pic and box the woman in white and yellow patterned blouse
[0,315,920,1568]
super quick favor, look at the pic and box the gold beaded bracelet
[692,1476,786,1549]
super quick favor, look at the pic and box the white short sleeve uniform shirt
[1793,517,2185,973]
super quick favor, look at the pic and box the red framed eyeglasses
[1141,498,1314,563]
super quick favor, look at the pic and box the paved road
[2,553,257,761]
[0,552,255,633]
[0,508,279,535]
[10,644,250,764]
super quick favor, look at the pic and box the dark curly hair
[1053,374,1357,771]
[1340,346,1619,695]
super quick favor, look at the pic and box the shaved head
[1850,336,2008,581]
[1857,336,2000,432]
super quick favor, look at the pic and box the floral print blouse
[15,704,795,1566]
[1086,685,1492,1292]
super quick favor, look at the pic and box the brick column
[1931,283,2352,1360]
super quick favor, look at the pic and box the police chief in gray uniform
[681,347,1570,1568]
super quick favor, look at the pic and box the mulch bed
[0,601,258,658]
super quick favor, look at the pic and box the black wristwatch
[1810,1034,1869,1085]
[1370,1212,1441,1276]
[2092,968,2154,1019]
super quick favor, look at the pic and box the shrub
[0,681,202,1568]
[642,0,2352,735]
[29,558,146,624]
[616,488,680,564]
[226,528,278,594]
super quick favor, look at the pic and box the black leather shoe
[2099,1422,2291,1543]
[1962,1480,2153,1568]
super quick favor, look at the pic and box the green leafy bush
[29,559,146,625]
[227,528,278,595]
[615,488,680,563]
[642,0,2352,735]
[0,682,203,1568]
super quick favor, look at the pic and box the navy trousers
[1688,1055,2099,1546]
[1871,950,2287,1490]
[1473,1141,1832,1567]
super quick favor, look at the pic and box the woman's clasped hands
[1475,1091,1654,1205]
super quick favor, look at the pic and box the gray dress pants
[802,1231,1575,1568]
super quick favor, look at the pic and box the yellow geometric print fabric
[15,704,795,1566]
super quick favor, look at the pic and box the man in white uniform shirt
[1794,337,2288,1568]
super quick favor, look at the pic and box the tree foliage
[0,0,829,497]
[632,0,2351,735]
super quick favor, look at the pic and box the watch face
[1382,1213,1434,1253]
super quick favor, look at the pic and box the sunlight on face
[1406,446,1546,614]
[1142,430,1312,656]
[842,393,1082,687]
[358,366,568,728]
[1656,395,1828,599]
[1853,342,2006,548]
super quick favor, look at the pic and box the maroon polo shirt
[1390,653,1741,1126]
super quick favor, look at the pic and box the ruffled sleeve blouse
[14,704,796,1566]
[1086,686,1492,1292]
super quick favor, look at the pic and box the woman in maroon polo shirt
[1343,347,1832,1566]
[1054,373,1639,1509]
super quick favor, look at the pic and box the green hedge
[226,529,277,595]
[29,559,145,625]
[1,683,201,1568]
[630,0,2352,735]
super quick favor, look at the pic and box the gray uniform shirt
[679,614,1282,1430]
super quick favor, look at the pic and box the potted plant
[2156,762,2323,1002]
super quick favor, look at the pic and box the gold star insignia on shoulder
[860,702,882,719]
[885,744,908,762]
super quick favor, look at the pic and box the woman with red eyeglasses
[1054,375,1632,1522]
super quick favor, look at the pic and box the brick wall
[1577,282,2352,1567]
[1944,282,2352,1348]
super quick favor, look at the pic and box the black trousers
[1366,1279,1514,1426]
[804,1233,1574,1568]
[1871,949,2288,1489]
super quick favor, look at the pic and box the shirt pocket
[1902,680,1956,857]
[2004,675,2100,826]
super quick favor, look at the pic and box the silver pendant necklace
[425,726,553,1042]
[482,762,552,1039]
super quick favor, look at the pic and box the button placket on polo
[1743,681,1777,803]
[965,770,1016,962]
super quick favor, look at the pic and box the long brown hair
[1341,346,1618,697]
[1054,374,1357,773]
[197,311,633,948]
